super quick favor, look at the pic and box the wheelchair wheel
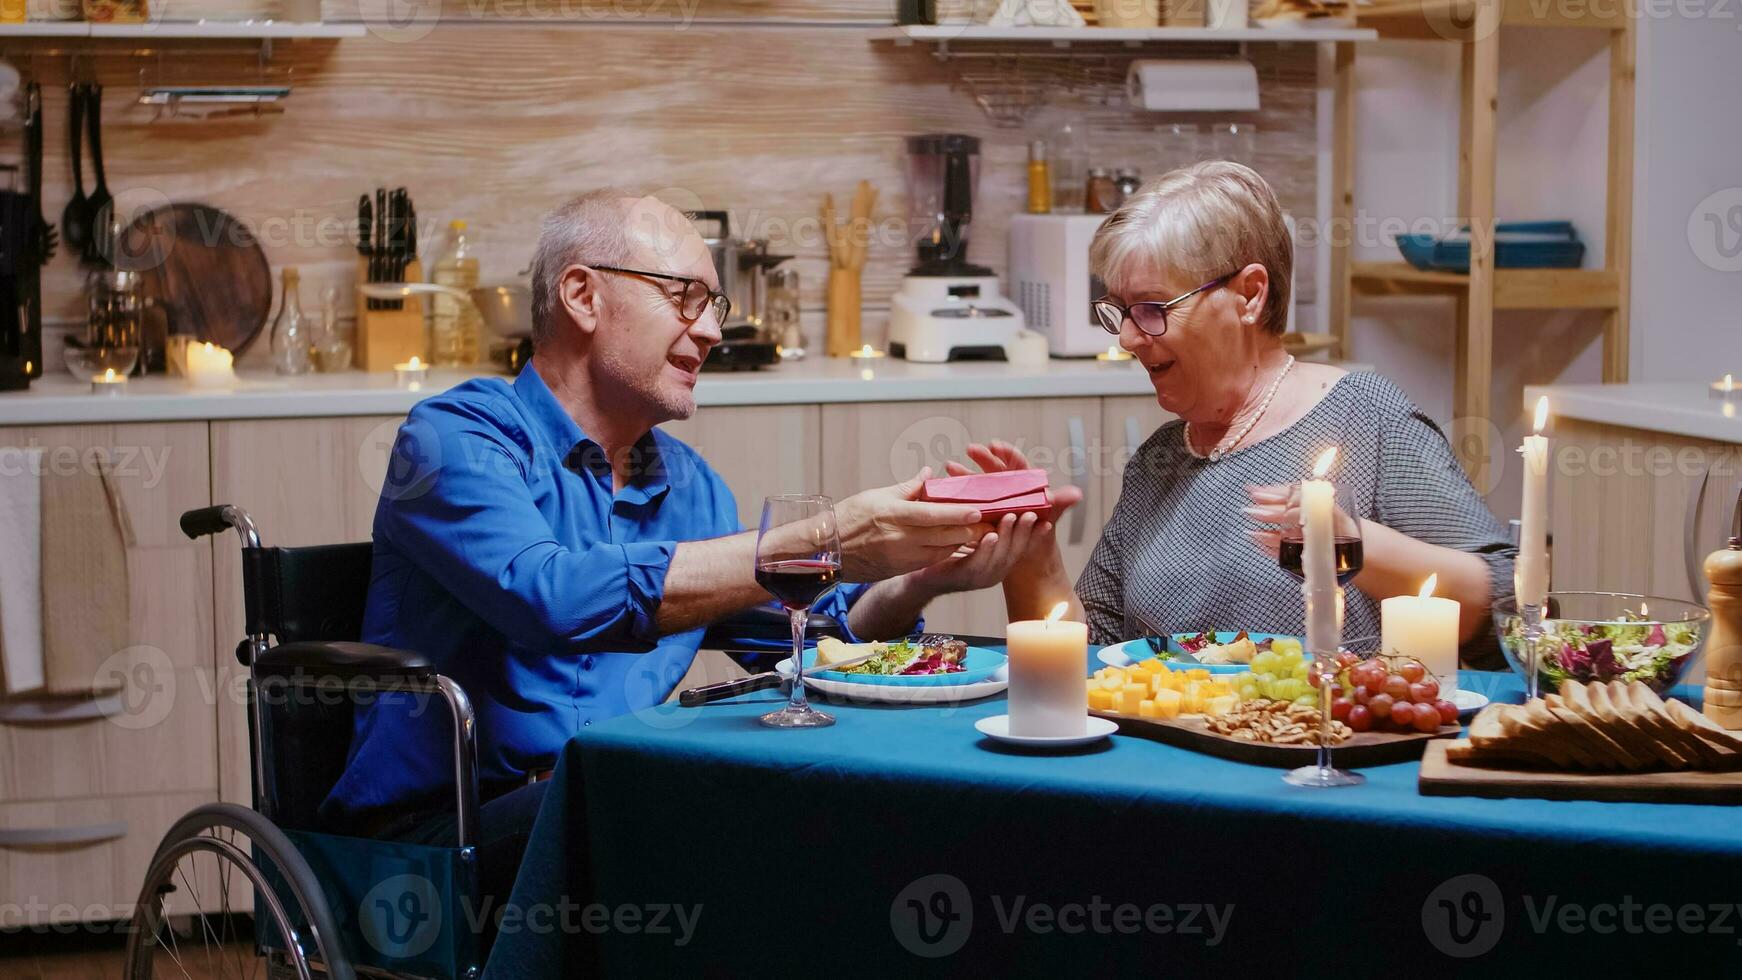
[123,803,355,980]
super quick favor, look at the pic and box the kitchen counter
[0,357,1167,425]
[1526,381,1742,445]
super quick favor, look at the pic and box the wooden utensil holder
[355,257,427,373]
[825,267,862,358]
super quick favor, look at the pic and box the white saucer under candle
[1005,601,1088,737]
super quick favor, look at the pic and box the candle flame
[1533,396,1549,434]
[204,342,215,352]
[1724,374,1735,392]
[1311,447,1337,479]
[1045,601,1069,624]
[1640,602,1649,618]
[1419,574,1438,599]
[408,357,422,369]
[102,369,115,381]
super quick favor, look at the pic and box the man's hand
[942,441,1085,557]
[834,468,986,582]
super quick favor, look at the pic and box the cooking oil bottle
[430,220,481,366]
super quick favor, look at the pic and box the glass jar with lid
[67,268,142,380]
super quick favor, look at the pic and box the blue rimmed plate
[1097,633,1300,675]
[802,644,1006,687]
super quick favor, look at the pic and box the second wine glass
[755,494,843,729]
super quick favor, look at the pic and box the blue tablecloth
[485,656,1742,977]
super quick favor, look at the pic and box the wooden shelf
[1357,0,1628,40]
[0,20,367,39]
[870,24,1379,44]
[1350,262,1622,310]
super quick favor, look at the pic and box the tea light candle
[1380,574,1461,697]
[1095,345,1134,362]
[91,368,127,395]
[848,344,886,360]
[1711,374,1741,402]
[184,342,236,390]
[1516,396,1551,609]
[1005,601,1088,737]
[1301,447,1341,655]
[394,356,429,389]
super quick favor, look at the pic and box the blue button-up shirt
[323,366,869,819]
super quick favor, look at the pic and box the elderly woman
[970,161,1515,663]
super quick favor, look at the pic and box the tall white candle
[1301,448,1341,655]
[1006,601,1088,737]
[1516,396,1550,608]
[1381,574,1462,697]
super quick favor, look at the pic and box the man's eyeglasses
[1091,273,1234,338]
[592,266,732,325]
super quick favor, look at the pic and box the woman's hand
[904,512,1045,596]
[1241,482,1360,558]
[942,441,1087,547]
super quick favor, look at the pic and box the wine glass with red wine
[755,494,843,729]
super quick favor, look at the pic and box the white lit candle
[1516,396,1550,609]
[1005,601,1088,737]
[1096,345,1134,362]
[1711,373,1741,402]
[848,344,886,360]
[90,368,126,395]
[184,342,236,390]
[1381,574,1461,697]
[1301,447,1340,655]
[394,356,430,389]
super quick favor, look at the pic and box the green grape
[1251,651,1280,675]
[1293,693,1318,706]
[1278,649,1304,670]
[1271,637,1304,659]
[1290,662,1311,682]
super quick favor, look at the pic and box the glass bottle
[1026,139,1052,214]
[431,220,482,367]
[1049,117,1088,213]
[1085,167,1117,214]
[312,285,354,372]
[270,267,312,376]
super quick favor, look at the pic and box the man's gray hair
[528,189,639,348]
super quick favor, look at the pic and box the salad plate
[805,638,1006,687]
[975,714,1117,748]
[777,660,1009,704]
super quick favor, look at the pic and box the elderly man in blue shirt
[322,190,1079,927]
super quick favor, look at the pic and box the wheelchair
[122,503,843,979]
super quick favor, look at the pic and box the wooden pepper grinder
[1701,534,1742,729]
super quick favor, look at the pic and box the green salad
[1502,609,1700,693]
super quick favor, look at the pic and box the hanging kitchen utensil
[82,83,113,266]
[124,202,272,356]
[19,82,47,378]
[60,83,92,260]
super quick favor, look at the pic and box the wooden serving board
[1418,741,1742,804]
[1092,710,1457,768]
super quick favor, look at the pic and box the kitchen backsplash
[13,0,1318,366]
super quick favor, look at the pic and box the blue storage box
[1395,221,1585,272]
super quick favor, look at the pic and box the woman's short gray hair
[528,189,638,348]
[1089,161,1292,336]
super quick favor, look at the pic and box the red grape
[1390,701,1416,727]
[1368,692,1394,719]
[1360,666,1387,694]
[1331,698,1353,722]
[1412,704,1443,733]
[1410,678,1440,703]
[1347,705,1373,732]
[1435,699,1459,725]
[1382,674,1411,700]
[1336,651,1361,670]
[1354,687,1373,706]
[1399,660,1426,683]
[1308,670,1323,689]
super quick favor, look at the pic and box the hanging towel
[40,457,133,695]
[0,447,43,695]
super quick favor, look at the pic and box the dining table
[482,647,1742,977]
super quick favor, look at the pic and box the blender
[887,134,1026,363]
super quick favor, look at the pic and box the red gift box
[920,468,1054,522]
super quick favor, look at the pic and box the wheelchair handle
[181,504,261,549]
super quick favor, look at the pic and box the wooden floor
[0,925,265,979]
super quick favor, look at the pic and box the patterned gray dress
[1077,371,1515,668]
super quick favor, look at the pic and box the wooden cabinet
[209,417,404,806]
[1100,394,1176,519]
[820,398,1105,636]
[0,423,215,805]
[660,405,822,529]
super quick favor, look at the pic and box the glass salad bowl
[1493,591,1711,695]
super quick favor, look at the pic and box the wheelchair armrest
[253,641,434,681]
[700,605,847,651]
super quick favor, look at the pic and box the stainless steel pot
[691,210,791,334]
[470,283,532,339]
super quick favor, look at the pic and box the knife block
[355,257,427,373]
[1702,539,1742,729]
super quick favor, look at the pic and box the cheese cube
[1151,688,1183,719]
[1088,687,1115,711]
[1138,698,1160,719]
[1094,668,1125,691]
[1205,694,1237,717]
[1185,668,1212,682]
[1117,683,1149,715]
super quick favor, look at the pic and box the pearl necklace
[1183,355,1296,462]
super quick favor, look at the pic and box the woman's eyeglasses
[592,266,733,325]
[1091,273,1234,338]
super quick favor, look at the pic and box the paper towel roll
[1125,59,1260,112]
